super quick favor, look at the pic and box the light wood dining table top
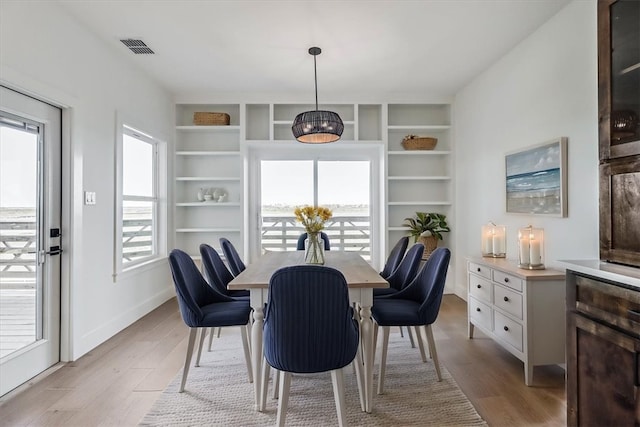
[228,251,389,290]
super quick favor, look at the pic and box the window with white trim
[116,124,162,270]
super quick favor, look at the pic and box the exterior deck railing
[261,215,371,259]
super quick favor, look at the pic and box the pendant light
[292,47,344,144]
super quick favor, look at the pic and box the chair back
[386,243,424,291]
[219,238,246,276]
[199,243,235,294]
[296,232,331,251]
[401,247,451,324]
[380,236,409,279]
[264,265,359,374]
[168,249,234,327]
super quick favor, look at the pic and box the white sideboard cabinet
[467,257,565,385]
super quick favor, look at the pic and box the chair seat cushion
[372,298,422,326]
[201,301,252,327]
[373,288,397,297]
[229,289,250,298]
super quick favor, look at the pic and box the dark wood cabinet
[598,0,640,268]
[566,269,640,426]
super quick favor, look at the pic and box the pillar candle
[483,234,493,254]
[519,238,530,265]
[529,238,542,265]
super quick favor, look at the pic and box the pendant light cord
[313,53,318,111]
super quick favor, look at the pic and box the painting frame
[505,137,568,217]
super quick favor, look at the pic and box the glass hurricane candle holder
[517,225,545,270]
[481,223,506,258]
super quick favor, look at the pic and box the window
[115,123,165,274]
[252,144,379,264]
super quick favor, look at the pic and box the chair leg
[240,323,253,383]
[195,327,207,367]
[377,326,390,395]
[217,327,221,338]
[353,349,365,412]
[276,371,292,427]
[207,327,215,351]
[261,358,270,410]
[425,324,442,381]
[272,365,280,399]
[179,328,198,392]
[246,321,252,353]
[414,325,427,363]
[406,326,416,348]
[331,368,348,427]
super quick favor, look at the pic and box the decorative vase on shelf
[197,188,205,202]
[304,232,325,265]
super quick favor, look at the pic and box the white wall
[452,0,599,298]
[1,2,175,359]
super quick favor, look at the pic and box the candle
[519,236,530,265]
[529,238,541,265]
[483,233,493,255]
[492,230,505,255]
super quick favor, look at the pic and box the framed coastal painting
[505,137,568,217]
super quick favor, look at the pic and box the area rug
[140,328,487,426]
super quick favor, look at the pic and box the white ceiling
[57,0,571,99]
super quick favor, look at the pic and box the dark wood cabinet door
[567,313,640,426]
[598,0,640,161]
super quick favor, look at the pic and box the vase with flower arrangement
[294,205,333,265]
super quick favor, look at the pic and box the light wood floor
[0,294,566,426]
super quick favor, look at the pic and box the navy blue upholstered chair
[199,243,251,351]
[372,247,451,394]
[168,249,253,391]
[380,236,409,279]
[219,237,246,276]
[296,232,331,251]
[263,265,360,427]
[373,243,424,297]
[200,243,249,299]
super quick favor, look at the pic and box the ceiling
[57,0,571,99]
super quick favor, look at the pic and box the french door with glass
[0,86,62,396]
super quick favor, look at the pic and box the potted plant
[403,212,450,258]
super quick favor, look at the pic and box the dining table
[228,250,388,414]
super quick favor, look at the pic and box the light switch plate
[84,191,96,205]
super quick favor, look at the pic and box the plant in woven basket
[403,212,450,242]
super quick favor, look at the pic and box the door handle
[45,246,63,256]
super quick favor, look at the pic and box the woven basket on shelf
[401,136,438,150]
[193,112,230,126]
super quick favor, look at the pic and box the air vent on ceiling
[120,38,154,55]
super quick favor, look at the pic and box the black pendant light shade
[292,47,343,144]
[292,110,344,143]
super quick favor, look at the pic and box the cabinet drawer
[468,296,493,331]
[574,274,640,336]
[468,261,491,280]
[469,274,492,303]
[493,270,523,292]
[494,311,523,352]
[494,284,523,320]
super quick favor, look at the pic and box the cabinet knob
[504,277,510,283]
[503,326,509,332]
[476,307,481,312]
[477,267,481,272]
[503,296,509,302]
[477,284,481,289]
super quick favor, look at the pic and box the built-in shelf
[387,201,451,206]
[176,228,241,233]
[175,177,241,181]
[176,151,240,156]
[387,125,450,131]
[388,150,451,155]
[176,125,241,132]
[176,202,241,207]
[388,176,451,181]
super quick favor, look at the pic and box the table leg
[251,305,264,411]
[360,304,374,413]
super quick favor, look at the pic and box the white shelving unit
[385,104,453,278]
[174,102,453,273]
[174,104,243,257]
